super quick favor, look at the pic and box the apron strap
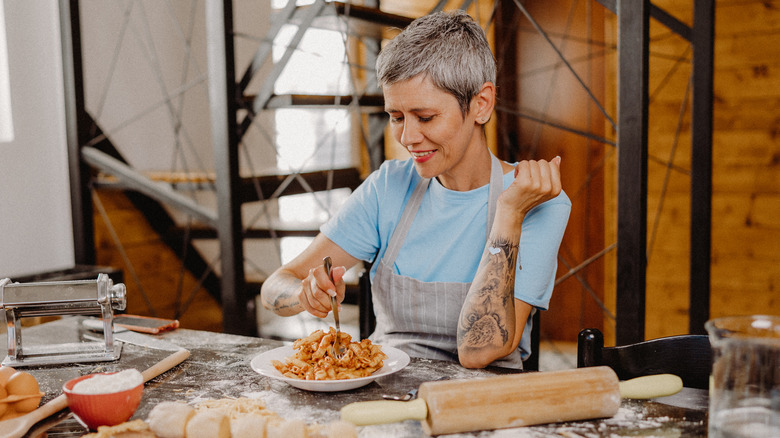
[383,177,431,265]
[486,154,503,241]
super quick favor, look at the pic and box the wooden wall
[605,0,780,342]
[704,1,780,325]
[490,0,780,343]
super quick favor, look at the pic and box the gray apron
[370,154,524,369]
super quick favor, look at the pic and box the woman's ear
[472,81,496,124]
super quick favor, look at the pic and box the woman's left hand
[500,156,562,216]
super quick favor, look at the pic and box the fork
[323,256,347,359]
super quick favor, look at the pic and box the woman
[260,10,570,369]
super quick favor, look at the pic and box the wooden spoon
[0,348,190,438]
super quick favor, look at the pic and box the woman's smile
[410,149,436,163]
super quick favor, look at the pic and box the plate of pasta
[250,329,410,392]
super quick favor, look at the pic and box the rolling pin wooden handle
[618,374,683,399]
[141,349,190,382]
[341,398,427,426]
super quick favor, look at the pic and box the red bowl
[62,373,143,430]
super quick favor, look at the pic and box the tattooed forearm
[458,236,519,352]
[260,273,303,316]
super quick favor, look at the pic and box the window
[271,13,355,263]
[0,0,13,142]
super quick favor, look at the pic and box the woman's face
[383,75,487,190]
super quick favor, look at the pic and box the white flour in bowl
[72,369,143,394]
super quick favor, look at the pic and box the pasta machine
[0,273,126,366]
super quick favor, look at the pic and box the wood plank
[714,65,780,100]
[711,258,780,316]
[748,193,780,227]
[713,165,778,193]
[647,97,780,132]
[715,33,780,69]
[715,1,780,35]
[712,226,780,258]
[711,194,780,229]
[712,130,779,165]
[714,97,780,129]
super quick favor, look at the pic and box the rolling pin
[341,366,683,436]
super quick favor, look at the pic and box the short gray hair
[376,10,496,115]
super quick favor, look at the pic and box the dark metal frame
[689,0,714,336]
[204,0,253,335]
[615,0,650,346]
[60,0,94,267]
[598,0,714,343]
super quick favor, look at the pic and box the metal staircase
[61,0,415,336]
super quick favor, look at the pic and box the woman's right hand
[298,263,347,318]
[261,234,359,317]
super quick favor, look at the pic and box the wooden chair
[577,328,712,389]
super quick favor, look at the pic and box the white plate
[250,345,410,392]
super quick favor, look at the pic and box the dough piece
[230,413,268,438]
[185,410,231,438]
[147,401,195,438]
[82,419,153,438]
[266,419,306,438]
[326,420,357,438]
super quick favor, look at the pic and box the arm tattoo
[263,275,303,314]
[458,236,520,351]
[272,285,300,312]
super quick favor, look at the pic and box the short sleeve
[513,191,571,310]
[321,160,417,263]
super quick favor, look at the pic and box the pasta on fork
[271,328,388,380]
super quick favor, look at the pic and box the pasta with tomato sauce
[271,328,387,380]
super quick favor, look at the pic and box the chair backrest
[522,310,540,371]
[357,268,375,341]
[577,328,712,389]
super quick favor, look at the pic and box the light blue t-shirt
[321,158,571,309]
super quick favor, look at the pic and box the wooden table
[2,317,708,437]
